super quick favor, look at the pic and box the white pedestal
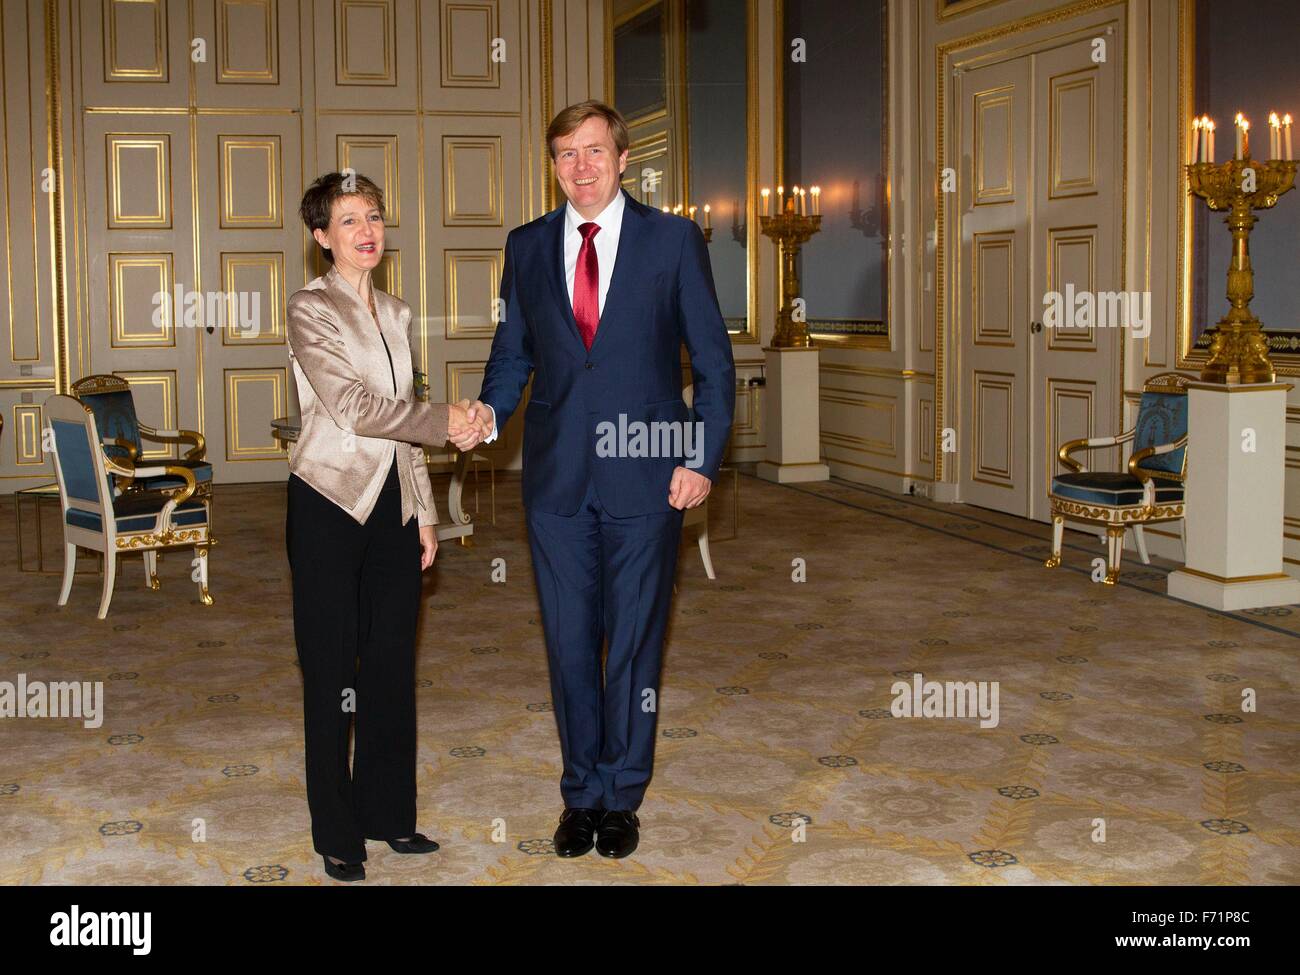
[1167,381,1300,610]
[756,346,830,484]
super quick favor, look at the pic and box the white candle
[688,205,697,222]
[1286,114,1293,160]
[777,185,784,213]
[1192,117,1202,164]
[1270,112,1281,159]
[1235,113,1244,159]
[1208,119,1215,163]
[810,185,821,215]
[799,187,806,216]
[1242,119,1250,159]
[760,188,770,216]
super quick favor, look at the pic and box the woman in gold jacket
[286,172,484,882]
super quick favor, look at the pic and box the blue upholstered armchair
[1045,372,1191,584]
[45,395,215,619]
[70,374,213,502]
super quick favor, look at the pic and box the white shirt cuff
[482,403,499,444]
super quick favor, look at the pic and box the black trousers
[286,458,422,861]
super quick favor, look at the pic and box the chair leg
[697,523,716,580]
[143,549,160,590]
[1132,524,1150,565]
[1104,525,1125,585]
[195,543,213,606]
[97,552,118,619]
[58,543,77,606]
[1045,515,1064,568]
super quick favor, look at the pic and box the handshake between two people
[447,399,493,452]
[441,398,711,510]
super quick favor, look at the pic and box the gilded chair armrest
[1058,429,1132,474]
[105,456,136,478]
[140,424,206,461]
[103,437,138,462]
[133,463,197,505]
[1127,435,1188,481]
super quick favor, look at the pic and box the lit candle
[662,205,670,213]
[1242,119,1250,159]
[1286,114,1294,160]
[1270,112,1281,159]
[799,187,807,216]
[1234,112,1245,159]
[791,186,800,216]
[777,185,784,213]
[1191,116,1202,164]
[1207,119,1215,163]
[703,204,711,230]
[688,205,697,222]
[761,187,770,216]
[673,203,683,215]
[810,185,821,215]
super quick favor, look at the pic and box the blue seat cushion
[66,494,208,534]
[1051,471,1184,508]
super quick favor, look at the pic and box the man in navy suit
[455,101,735,858]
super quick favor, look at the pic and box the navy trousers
[526,478,684,812]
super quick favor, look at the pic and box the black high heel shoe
[322,855,365,881]
[386,833,441,854]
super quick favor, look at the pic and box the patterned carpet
[1,469,1297,885]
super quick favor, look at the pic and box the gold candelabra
[1187,155,1297,383]
[759,193,822,348]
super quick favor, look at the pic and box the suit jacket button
[585,362,594,369]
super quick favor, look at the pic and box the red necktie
[573,221,601,350]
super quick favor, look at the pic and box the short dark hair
[546,100,629,160]
[299,172,384,264]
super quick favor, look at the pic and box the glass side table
[14,483,99,575]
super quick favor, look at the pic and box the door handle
[1030,321,1044,334]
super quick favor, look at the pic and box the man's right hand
[465,400,495,441]
[448,399,493,451]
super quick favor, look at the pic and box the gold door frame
[934,0,1129,482]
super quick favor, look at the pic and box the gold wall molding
[47,0,70,393]
[217,0,279,85]
[12,404,45,465]
[105,132,171,228]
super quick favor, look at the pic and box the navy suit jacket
[480,189,736,518]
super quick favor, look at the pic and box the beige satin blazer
[286,265,447,527]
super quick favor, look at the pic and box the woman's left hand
[419,525,438,569]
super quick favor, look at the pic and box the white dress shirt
[563,189,624,315]
[481,190,626,444]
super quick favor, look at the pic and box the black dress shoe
[386,833,441,854]
[553,807,601,857]
[595,810,640,859]
[322,855,365,882]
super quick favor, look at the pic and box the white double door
[956,22,1125,521]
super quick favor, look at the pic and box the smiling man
[463,101,735,858]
